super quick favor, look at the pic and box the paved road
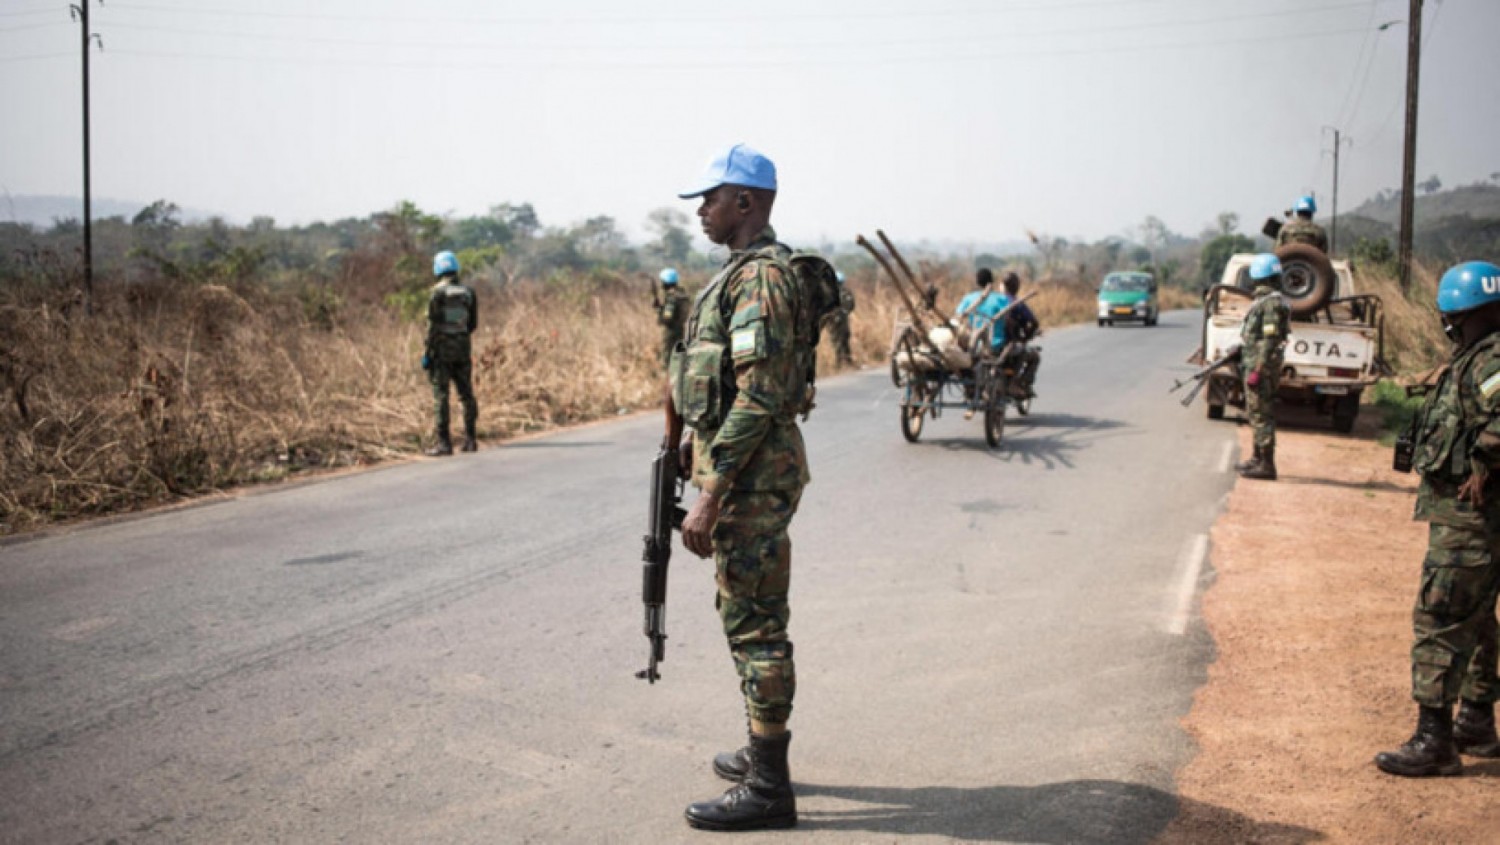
[0,312,1240,844]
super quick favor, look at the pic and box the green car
[1097,271,1159,327]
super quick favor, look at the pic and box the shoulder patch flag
[1480,371,1500,401]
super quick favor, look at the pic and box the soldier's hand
[1459,470,1488,507]
[681,493,720,559]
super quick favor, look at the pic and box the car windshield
[1102,274,1152,293]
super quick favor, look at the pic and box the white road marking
[1216,441,1235,474]
[1165,533,1210,636]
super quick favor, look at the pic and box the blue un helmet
[433,250,460,277]
[659,268,679,285]
[836,271,846,284]
[1249,253,1283,282]
[1437,261,1500,315]
[1294,195,1317,216]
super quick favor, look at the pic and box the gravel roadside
[1160,413,1500,844]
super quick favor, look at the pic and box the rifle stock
[1170,345,1242,407]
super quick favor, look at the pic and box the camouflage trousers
[1411,522,1500,707]
[713,488,802,725]
[827,314,852,365]
[1244,370,1279,450]
[430,353,477,435]
[660,328,683,368]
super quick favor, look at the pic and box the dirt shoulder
[1160,414,1500,844]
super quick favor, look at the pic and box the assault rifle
[1169,344,1242,407]
[638,390,686,683]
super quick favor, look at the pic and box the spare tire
[1274,243,1335,316]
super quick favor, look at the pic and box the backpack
[710,245,840,421]
[782,250,842,419]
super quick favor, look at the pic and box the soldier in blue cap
[1377,261,1500,777]
[668,143,808,831]
[655,268,687,367]
[1277,195,1329,253]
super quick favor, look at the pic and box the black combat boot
[1455,700,1500,757]
[1374,705,1463,777]
[1239,446,1277,481]
[425,425,453,457]
[460,423,478,453]
[711,738,751,782]
[685,732,796,831]
[1235,445,1262,473]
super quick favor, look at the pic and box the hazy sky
[1,0,1495,248]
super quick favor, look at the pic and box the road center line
[1216,441,1235,474]
[1166,533,1210,636]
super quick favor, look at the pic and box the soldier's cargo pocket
[677,341,726,429]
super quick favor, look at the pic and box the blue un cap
[678,143,777,199]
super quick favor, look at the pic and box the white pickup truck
[1198,252,1390,433]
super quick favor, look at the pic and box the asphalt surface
[0,311,1240,844]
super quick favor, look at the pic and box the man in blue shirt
[956,268,1011,354]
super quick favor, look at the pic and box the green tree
[1199,233,1255,287]
[645,207,692,266]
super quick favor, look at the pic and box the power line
[98,3,1373,55]
[1331,0,1378,126]
[1362,0,1443,145]
[101,0,1295,28]
[0,50,73,63]
[100,24,1376,72]
[0,20,70,33]
[0,4,59,19]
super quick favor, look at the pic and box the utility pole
[1322,126,1352,256]
[1397,0,1423,292]
[70,1,102,314]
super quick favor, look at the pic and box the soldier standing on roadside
[1276,195,1330,253]
[656,267,688,366]
[1235,254,1290,481]
[423,250,478,456]
[670,143,809,831]
[827,271,856,367]
[1376,261,1500,778]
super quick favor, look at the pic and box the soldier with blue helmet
[826,270,856,367]
[1236,253,1291,480]
[1276,195,1329,253]
[1377,260,1500,777]
[654,267,688,367]
[424,250,478,456]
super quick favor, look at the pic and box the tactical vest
[432,280,474,336]
[1412,333,1500,484]
[1239,287,1290,372]
[673,242,837,429]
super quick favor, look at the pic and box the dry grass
[1353,262,1447,375]
[0,261,1162,535]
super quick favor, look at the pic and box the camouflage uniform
[1240,284,1291,450]
[1277,217,1330,253]
[826,284,856,366]
[427,275,478,441]
[669,225,810,726]
[1408,332,1500,708]
[656,285,688,366]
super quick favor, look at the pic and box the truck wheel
[1207,402,1225,420]
[1274,243,1336,317]
[1332,392,1360,433]
[1097,319,1105,327]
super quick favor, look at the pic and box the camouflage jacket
[1413,332,1500,528]
[1276,218,1329,252]
[1239,285,1290,374]
[838,285,856,315]
[427,277,477,354]
[670,225,810,496]
[657,287,688,331]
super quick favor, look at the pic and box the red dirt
[1160,417,1500,844]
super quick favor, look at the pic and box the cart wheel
[901,404,924,443]
[984,376,1006,449]
[1015,396,1031,417]
[890,356,902,388]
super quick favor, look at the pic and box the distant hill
[0,194,222,228]
[1345,184,1500,228]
